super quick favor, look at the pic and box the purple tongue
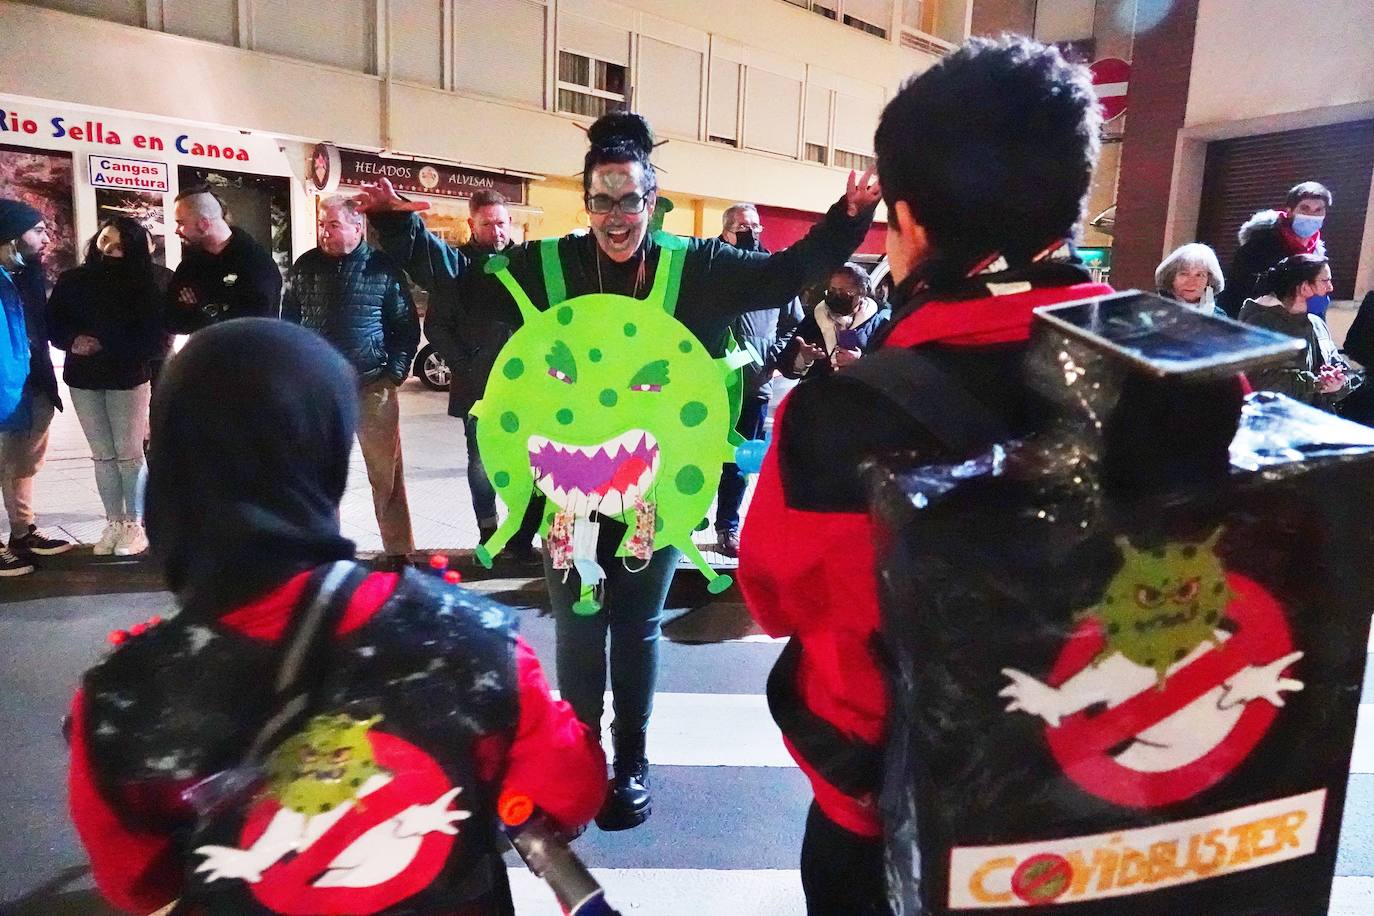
[530,437,657,494]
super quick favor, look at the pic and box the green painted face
[265,714,384,815]
[472,240,738,574]
[1084,530,1234,682]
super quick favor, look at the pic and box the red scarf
[883,282,1115,349]
[1276,210,1322,256]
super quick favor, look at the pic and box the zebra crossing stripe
[550,691,796,767]
[509,867,803,915]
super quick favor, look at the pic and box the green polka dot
[624,323,637,337]
[493,471,510,487]
[503,358,525,380]
[589,348,603,362]
[600,388,618,407]
[500,411,519,433]
[654,515,665,533]
[680,401,708,427]
[556,408,574,425]
[546,512,557,526]
[676,464,705,495]
[557,307,573,326]
[679,339,693,353]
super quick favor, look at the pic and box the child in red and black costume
[68,319,605,915]
[739,37,1110,916]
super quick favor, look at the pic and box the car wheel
[415,344,451,391]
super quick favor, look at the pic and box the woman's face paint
[588,162,655,264]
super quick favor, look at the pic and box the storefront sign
[333,148,527,205]
[88,154,169,193]
[0,103,268,163]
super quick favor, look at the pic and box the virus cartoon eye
[545,340,577,385]
[628,359,670,393]
[300,746,319,763]
[1174,577,1201,603]
[1135,585,1165,608]
[330,748,352,764]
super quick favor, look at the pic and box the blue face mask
[1306,293,1331,319]
[1290,213,1324,239]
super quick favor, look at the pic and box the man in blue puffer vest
[282,195,420,568]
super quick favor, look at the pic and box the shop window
[557,51,628,119]
[834,149,875,171]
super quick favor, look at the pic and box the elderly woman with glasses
[356,111,879,835]
[1156,242,1226,316]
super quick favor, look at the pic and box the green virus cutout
[1080,529,1236,684]
[265,713,385,816]
[472,232,747,609]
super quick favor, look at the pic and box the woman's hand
[831,347,862,369]
[1317,365,1346,394]
[71,334,102,356]
[794,339,827,370]
[844,166,882,217]
[354,178,430,214]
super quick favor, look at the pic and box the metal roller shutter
[1196,119,1374,300]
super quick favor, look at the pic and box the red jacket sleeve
[501,637,607,829]
[67,690,183,915]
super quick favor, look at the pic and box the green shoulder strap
[648,230,688,317]
[539,237,567,308]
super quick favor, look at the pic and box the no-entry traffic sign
[1090,58,1131,121]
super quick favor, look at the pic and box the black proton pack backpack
[858,292,1374,915]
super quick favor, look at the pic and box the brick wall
[1111,0,1201,291]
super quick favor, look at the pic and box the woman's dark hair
[829,262,873,298]
[583,112,658,196]
[85,216,154,274]
[874,35,1100,270]
[1257,254,1329,301]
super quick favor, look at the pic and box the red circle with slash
[1044,573,1293,808]
[240,731,456,915]
[1011,853,1073,905]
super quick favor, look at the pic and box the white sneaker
[93,521,121,556]
[113,521,149,556]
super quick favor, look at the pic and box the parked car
[413,337,450,390]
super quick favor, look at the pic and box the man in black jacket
[167,186,282,332]
[0,198,71,570]
[423,189,542,562]
[282,196,419,565]
[712,202,801,557]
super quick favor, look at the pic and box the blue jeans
[465,415,544,546]
[464,415,498,527]
[547,532,681,735]
[715,395,769,534]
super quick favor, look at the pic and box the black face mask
[825,290,859,316]
[731,229,758,252]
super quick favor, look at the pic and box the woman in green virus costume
[358,112,878,831]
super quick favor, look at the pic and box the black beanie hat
[0,199,43,245]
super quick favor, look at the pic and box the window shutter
[254,0,372,73]
[709,57,741,141]
[559,12,630,65]
[804,84,832,147]
[391,0,443,88]
[638,37,702,139]
[833,92,881,155]
[744,68,802,157]
[454,0,545,107]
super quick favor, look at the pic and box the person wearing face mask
[47,217,171,556]
[1238,254,1356,409]
[780,263,891,382]
[1155,242,1226,316]
[0,198,71,576]
[712,203,804,558]
[1217,181,1332,319]
[421,189,545,565]
[358,111,878,833]
[738,38,1116,914]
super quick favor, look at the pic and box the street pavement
[4,347,1374,913]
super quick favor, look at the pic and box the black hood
[145,318,358,622]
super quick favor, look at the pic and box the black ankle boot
[595,729,651,831]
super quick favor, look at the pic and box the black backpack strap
[841,347,1011,456]
[244,560,374,764]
